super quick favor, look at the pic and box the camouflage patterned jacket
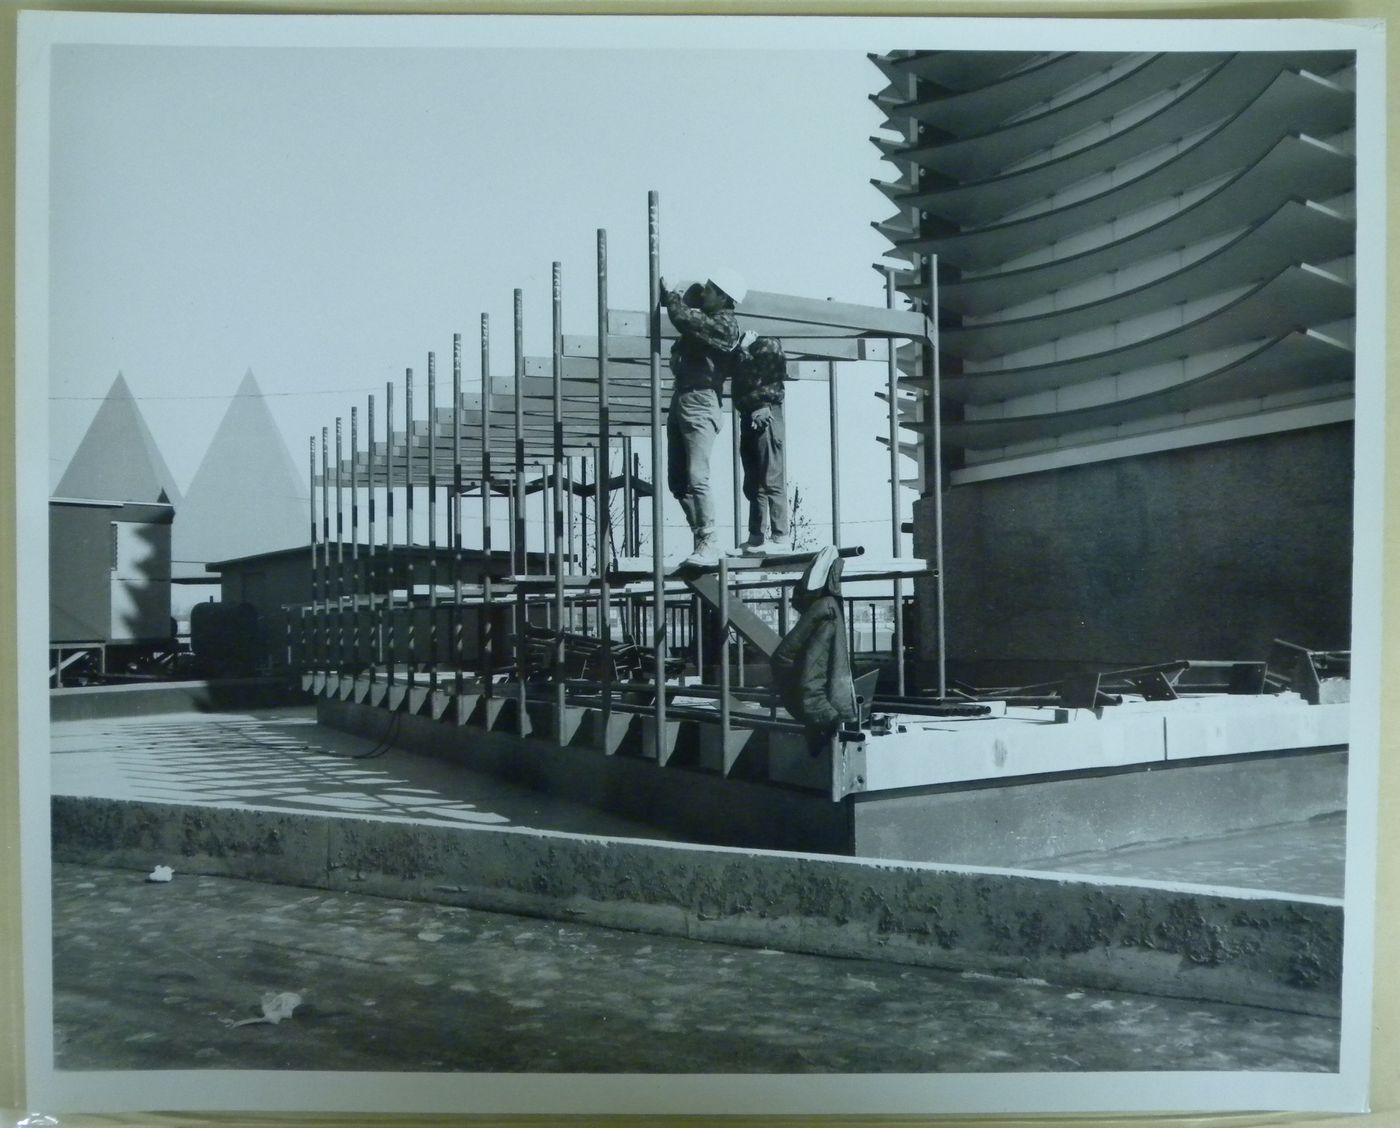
[732,337,787,415]
[664,290,743,394]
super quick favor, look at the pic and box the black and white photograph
[14,11,1387,1119]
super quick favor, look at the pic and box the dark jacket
[732,336,787,414]
[770,552,858,731]
[664,290,743,394]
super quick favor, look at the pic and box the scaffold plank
[563,333,889,362]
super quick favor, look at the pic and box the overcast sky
[46,37,913,551]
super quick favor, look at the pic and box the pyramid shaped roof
[55,373,182,506]
[173,371,308,566]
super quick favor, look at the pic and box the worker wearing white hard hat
[657,271,748,567]
[704,269,748,307]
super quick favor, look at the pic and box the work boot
[682,527,719,568]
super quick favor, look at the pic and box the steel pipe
[385,382,395,690]
[404,370,415,692]
[513,289,528,733]
[553,261,567,724]
[427,353,438,692]
[647,190,668,760]
[480,316,495,692]
[452,335,463,676]
[597,229,614,736]
[886,267,906,697]
[925,254,946,699]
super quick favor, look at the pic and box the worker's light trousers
[667,386,722,535]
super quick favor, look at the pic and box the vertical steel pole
[367,395,377,676]
[385,382,395,691]
[568,455,577,574]
[596,230,613,736]
[481,315,494,694]
[719,554,731,750]
[926,254,946,699]
[731,400,742,549]
[581,450,590,634]
[622,435,634,558]
[886,267,906,697]
[647,191,668,759]
[539,461,549,592]
[321,428,330,675]
[693,591,704,675]
[453,334,463,680]
[427,353,438,693]
[404,369,415,695]
[731,396,746,689]
[552,262,567,723]
[335,418,344,674]
[351,407,360,674]
[514,289,527,576]
[513,288,528,733]
[828,360,841,546]
[308,435,317,673]
[632,450,643,559]
[731,393,746,688]
[620,434,633,641]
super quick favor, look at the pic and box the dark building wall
[914,424,1353,682]
[212,554,309,671]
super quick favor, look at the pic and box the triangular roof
[173,370,309,566]
[55,373,182,506]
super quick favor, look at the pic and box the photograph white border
[15,11,1387,1116]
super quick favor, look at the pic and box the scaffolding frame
[297,191,939,780]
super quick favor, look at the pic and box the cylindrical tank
[189,601,262,677]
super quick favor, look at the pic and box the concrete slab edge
[50,678,305,721]
[50,794,1342,1018]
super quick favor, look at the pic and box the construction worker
[658,270,747,567]
[731,335,789,556]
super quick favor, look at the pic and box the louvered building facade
[871,50,1358,683]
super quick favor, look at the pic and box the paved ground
[50,707,683,840]
[52,862,1340,1075]
[46,705,1347,1075]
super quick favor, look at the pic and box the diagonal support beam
[683,575,784,659]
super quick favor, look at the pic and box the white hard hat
[706,269,748,306]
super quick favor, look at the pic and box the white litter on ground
[225,991,303,1028]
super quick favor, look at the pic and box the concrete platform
[318,693,1348,867]
[50,706,1345,1019]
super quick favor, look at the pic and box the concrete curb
[51,794,1342,1018]
[50,678,306,721]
